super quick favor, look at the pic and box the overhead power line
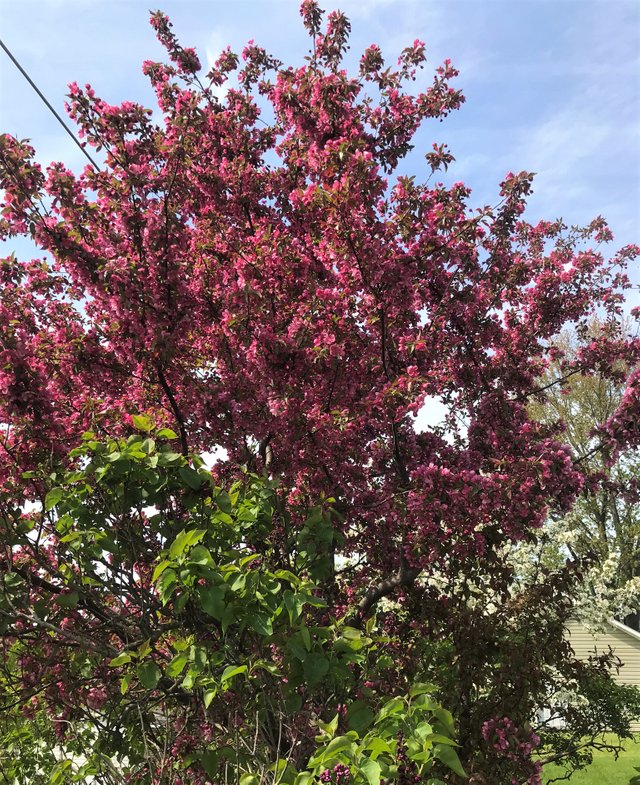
[0,37,100,170]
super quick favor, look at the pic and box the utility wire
[0,37,100,171]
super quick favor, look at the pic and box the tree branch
[357,560,420,618]
[155,364,189,456]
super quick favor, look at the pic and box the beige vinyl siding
[566,620,640,732]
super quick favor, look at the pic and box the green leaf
[166,654,188,678]
[249,612,273,636]
[239,553,261,568]
[240,775,259,785]
[200,750,217,778]
[137,639,152,658]
[409,682,436,697]
[364,738,392,758]
[303,652,330,686]
[140,437,155,454]
[179,465,203,490]
[320,735,354,761]
[152,560,171,582]
[360,758,381,785]
[199,585,227,619]
[44,487,64,511]
[281,689,301,714]
[204,688,217,708]
[137,661,161,689]
[283,590,304,623]
[216,490,233,513]
[346,701,375,733]
[157,568,177,604]
[50,759,72,785]
[318,713,339,738]
[434,745,466,778]
[132,414,153,432]
[55,591,79,608]
[424,733,457,746]
[169,528,206,559]
[120,673,132,694]
[188,545,214,566]
[432,707,456,736]
[221,664,248,682]
[108,652,132,667]
[275,569,302,586]
[157,427,178,439]
[377,696,404,720]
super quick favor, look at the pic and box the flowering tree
[1,3,639,783]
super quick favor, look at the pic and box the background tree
[529,321,640,629]
[1,3,639,784]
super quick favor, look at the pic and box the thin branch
[155,364,189,456]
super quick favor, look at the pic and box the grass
[542,738,640,784]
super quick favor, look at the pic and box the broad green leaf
[179,465,203,490]
[152,560,171,582]
[433,707,456,736]
[410,682,436,697]
[55,591,79,608]
[377,697,404,720]
[137,639,152,658]
[157,427,178,439]
[283,590,304,623]
[249,612,273,636]
[188,545,214,566]
[199,585,227,619]
[346,701,375,733]
[132,414,153,432]
[137,661,161,689]
[120,673,132,694]
[285,690,303,714]
[169,528,206,559]
[108,652,132,667]
[318,713,339,737]
[303,652,330,686]
[157,568,177,604]
[360,758,381,785]
[239,553,261,567]
[364,737,392,758]
[377,698,404,721]
[44,487,64,511]
[200,750,217,778]
[221,664,248,682]
[204,688,217,708]
[424,733,457,746]
[166,654,188,678]
[320,735,354,761]
[50,759,72,785]
[140,437,155,454]
[274,569,301,586]
[215,490,233,513]
[434,745,466,778]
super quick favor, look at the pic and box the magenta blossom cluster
[482,716,542,785]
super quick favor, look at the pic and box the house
[566,618,640,732]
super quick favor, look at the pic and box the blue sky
[1,0,638,306]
